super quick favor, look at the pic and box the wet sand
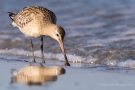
[1,0,135,90]
[0,57,135,90]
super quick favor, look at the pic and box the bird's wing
[12,8,34,28]
[12,6,57,28]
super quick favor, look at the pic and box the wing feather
[10,6,57,28]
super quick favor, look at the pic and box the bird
[8,6,70,66]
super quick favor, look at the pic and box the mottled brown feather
[11,6,57,28]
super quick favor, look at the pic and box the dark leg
[30,39,36,62]
[41,36,45,63]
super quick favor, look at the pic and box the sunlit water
[1,0,135,90]
[1,0,135,68]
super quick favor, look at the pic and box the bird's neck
[42,24,57,36]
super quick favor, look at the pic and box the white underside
[12,21,41,38]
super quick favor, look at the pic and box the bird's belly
[21,28,40,37]
[20,23,41,38]
[20,29,40,38]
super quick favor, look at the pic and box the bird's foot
[42,60,45,63]
[40,62,44,67]
[29,59,36,65]
[33,59,36,63]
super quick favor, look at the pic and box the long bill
[58,40,70,66]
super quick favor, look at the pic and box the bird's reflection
[11,65,66,85]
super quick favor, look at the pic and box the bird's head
[50,25,65,53]
[46,25,70,66]
[49,25,65,43]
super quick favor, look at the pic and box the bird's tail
[8,12,16,20]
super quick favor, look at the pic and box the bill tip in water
[65,62,70,66]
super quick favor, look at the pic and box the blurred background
[1,0,135,90]
[1,0,135,67]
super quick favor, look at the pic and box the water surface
[1,0,135,90]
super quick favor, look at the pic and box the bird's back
[10,6,57,28]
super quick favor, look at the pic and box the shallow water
[1,0,135,68]
[1,60,135,90]
[1,0,135,90]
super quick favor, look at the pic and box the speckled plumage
[10,6,56,28]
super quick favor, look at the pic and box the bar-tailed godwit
[8,6,70,66]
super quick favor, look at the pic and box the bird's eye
[56,34,59,36]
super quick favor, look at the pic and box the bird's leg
[30,39,36,62]
[41,36,45,63]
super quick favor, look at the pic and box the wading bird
[8,6,70,66]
